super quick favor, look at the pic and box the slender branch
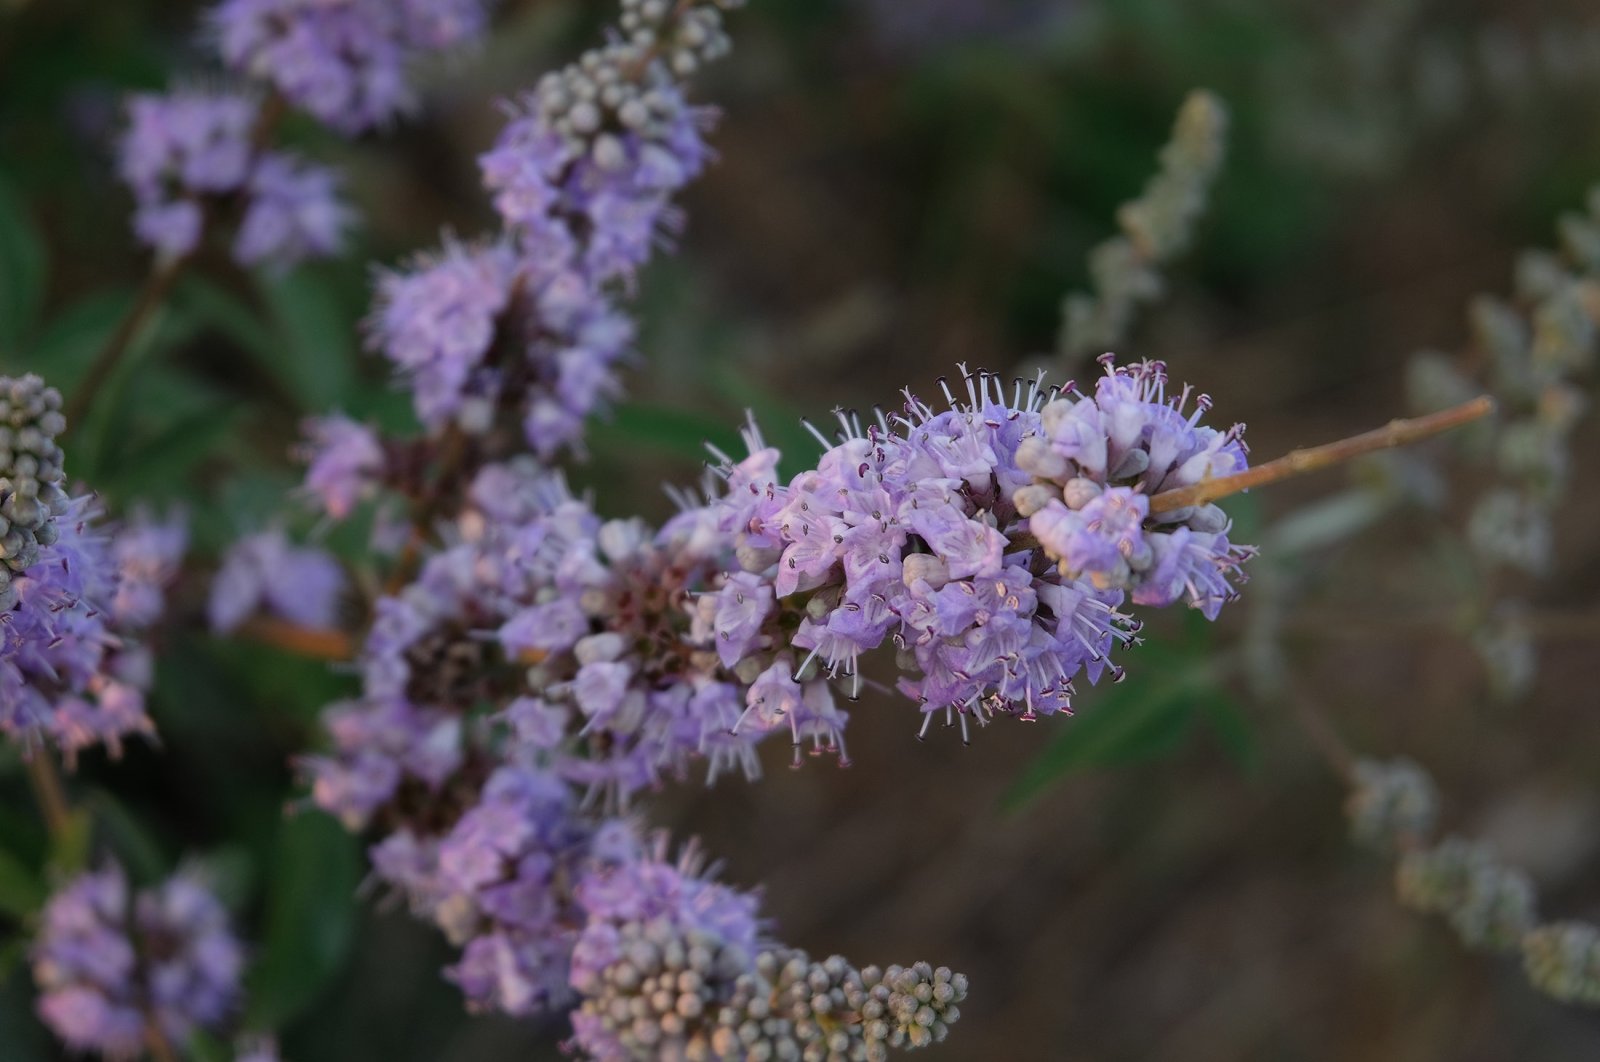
[1148,395,1495,514]
[236,616,356,661]
[64,259,188,431]
[1287,686,1356,782]
[26,753,72,841]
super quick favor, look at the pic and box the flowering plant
[1,0,1597,1059]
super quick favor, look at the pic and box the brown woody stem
[1148,395,1496,515]
[26,753,72,841]
[237,616,356,661]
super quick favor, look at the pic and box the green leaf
[82,790,168,886]
[254,267,358,411]
[0,845,45,919]
[1002,659,1219,811]
[178,276,278,366]
[185,1029,231,1062]
[609,401,742,467]
[247,812,360,1030]
[1198,695,1259,775]
[100,400,243,500]
[0,171,47,358]
[14,289,133,389]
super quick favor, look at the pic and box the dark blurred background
[2,0,1600,1058]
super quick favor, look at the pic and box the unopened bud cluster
[1407,184,1600,699]
[1396,838,1536,953]
[532,0,744,146]
[717,953,965,1061]
[1346,757,1437,850]
[0,374,70,587]
[575,937,966,1062]
[1524,923,1600,1006]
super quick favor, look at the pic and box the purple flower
[209,529,345,633]
[1030,486,1149,584]
[702,570,774,668]
[368,239,519,430]
[32,864,243,1057]
[307,699,461,828]
[234,153,349,267]
[301,415,384,520]
[117,88,351,267]
[110,507,188,629]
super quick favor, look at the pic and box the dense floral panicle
[366,239,630,455]
[705,371,1146,733]
[0,376,167,758]
[208,529,345,633]
[313,459,810,817]
[32,864,244,1058]
[1,496,158,758]
[211,0,494,133]
[479,0,740,283]
[300,415,384,520]
[1016,357,1253,619]
[567,830,764,1060]
[0,373,71,588]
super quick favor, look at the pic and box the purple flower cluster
[117,89,348,267]
[306,459,821,830]
[371,765,589,1014]
[1015,357,1255,618]
[481,77,716,285]
[212,0,495,133]
[32,863,244,1058]
[2,505,184,761]
[704,360,1254,735]
[208,529,345,633]
[0,376,185,760]
[366,238,631,456]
